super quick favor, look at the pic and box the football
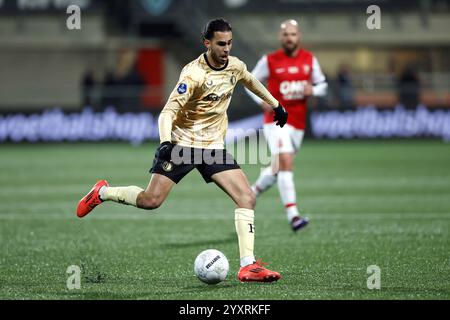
[194,249,229,284]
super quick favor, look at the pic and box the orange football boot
[76,180,109,218]
[238,259,281,283]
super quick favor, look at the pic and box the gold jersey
[159,53,279,149]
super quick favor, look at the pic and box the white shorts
[263,123,304,155]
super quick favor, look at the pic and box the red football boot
[76,180,109,218]
[238,259,281,283]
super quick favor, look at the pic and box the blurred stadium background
[1,0,449,300]
[0,0,449,142]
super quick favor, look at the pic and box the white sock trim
[99,186,107,200]
[286,206,300,221]
[240,256,256,267]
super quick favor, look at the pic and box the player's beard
[282,41,298,56]
[211,50,228,66]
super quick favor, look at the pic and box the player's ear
[203,39,211,50]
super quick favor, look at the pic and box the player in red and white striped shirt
[246,19,328,231]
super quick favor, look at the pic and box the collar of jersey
[203,53,229,71]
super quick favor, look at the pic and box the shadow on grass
[159,229,306,249]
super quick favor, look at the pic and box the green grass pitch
[1,140,449,299]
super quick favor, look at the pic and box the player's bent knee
[138,194,164,210]
[278,155,294,171]
[238,190,256,209]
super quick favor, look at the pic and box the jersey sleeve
[239,59,278,108]
[158,66,200,143]
[311,56,328,97]
[167,66,199,108]
[245,55,269,105]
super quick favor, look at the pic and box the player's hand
[273,104,288,127]
[156,141,174,161]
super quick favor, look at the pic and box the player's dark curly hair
[202,18,232,40]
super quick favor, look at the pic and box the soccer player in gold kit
[76,19,288,282]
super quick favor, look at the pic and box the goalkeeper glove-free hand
[273,104,288,127]
[156,141,174,161]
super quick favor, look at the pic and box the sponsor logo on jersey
[203,93,219,101]
[275,68,285,74]
[279,80,308,100]
[202,92,232,102]
[288,66,299,74]
[177,83,187,94]
[230,75,236,85]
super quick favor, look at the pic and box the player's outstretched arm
[241,70,288,127]
[244,55,270,110]
[158,105,177,144]
[158,66,198,148]
[157,100,180,160]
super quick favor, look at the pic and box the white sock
[277,171,300,221]
[99,185,143,206]
[235,208,256,267]
[240,256,256,268]
[286,205,300,222]
[99,186,107,199]
[252,166,277,196]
